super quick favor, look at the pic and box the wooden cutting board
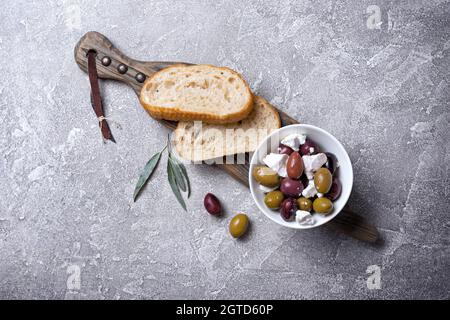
[74,31,379,243]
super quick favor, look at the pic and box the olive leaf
[169,153,191,197]
[167,134,191,198]
[177,159,191,198]
[168,156,186,192]
[133,146,166,202]
[167,158,187,211]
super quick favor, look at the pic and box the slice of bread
[140,64,254,124]
[174,96,281,161]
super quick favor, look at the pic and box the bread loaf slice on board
[174,96,281,161]
[140,64,254,124]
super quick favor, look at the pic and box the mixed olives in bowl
[249,124,353,229]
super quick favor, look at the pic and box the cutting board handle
[74,31,180,95]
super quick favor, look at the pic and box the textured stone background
[0,0,449,300]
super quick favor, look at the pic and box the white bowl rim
[249,124,354,229]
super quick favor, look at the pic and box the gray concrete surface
[0,0,449,300]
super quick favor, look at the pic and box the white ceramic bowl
[249,124,353,229]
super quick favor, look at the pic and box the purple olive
[280,198,297,221]
[300,139,319,156]
[326,178,342,201]
[280,178,304,198]
[204,193,222,215]
[300,175,310,189]
[278,144,294,155]
[323,152,338,175]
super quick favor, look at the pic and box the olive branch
[133,135,190,211]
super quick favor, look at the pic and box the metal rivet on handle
[101,56,111,66]
[135,73,146,83]
[117,64,128,74]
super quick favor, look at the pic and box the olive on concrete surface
[229,213,249,238]
[280,178,304,198]
[204,193,222,215]
[264,191,284,210]
[297,197,312,212]
[252,166,280,187]
[314,167,332,193]
[313,197,333,215]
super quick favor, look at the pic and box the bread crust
[262,97,282,129]
[174,96,281,161]
[140,64,254,124]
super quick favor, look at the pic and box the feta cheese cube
[302,180,318,198]
[280,133,306,151]
[295,210,315,225]
[302,153,327,179]
[259,184,277,193]
[263,153,288,177]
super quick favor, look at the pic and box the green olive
[314,168,332,193]
[264,191,284,210]
[297,197,312,212]
[313,197,333,215]
[252,166,280,188]
[229,213,249,238]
